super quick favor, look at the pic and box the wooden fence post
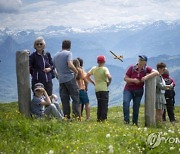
[145,77,156,127]
[16,51,31,117]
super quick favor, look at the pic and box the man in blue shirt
[53,40,80,120]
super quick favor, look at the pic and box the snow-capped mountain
[0,20,180,104]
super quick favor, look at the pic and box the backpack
[164,78,175,99]
[46,52,55,79]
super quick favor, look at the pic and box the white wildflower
[144,127,147,131]
[170,147,175,150]
[108,145,114,154]
[49,150,54,154]
[106,134,110,138]
[168,129,172,133]
[168,129,174,134]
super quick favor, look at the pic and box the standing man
[123,55,158,126]
[53,40,80,120]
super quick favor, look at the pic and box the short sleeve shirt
[53,50,74,83]
[30,95,44,116]
[88,66,110,92]
[124,64,152,90]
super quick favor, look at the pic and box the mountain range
[0,20,180,106]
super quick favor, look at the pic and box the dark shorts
[79,89,89,104]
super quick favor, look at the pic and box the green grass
[0,102,180,154]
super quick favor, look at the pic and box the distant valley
[0,20,180,105]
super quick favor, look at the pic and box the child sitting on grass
[30,83,64,119]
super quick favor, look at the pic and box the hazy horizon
[0,0,180,30]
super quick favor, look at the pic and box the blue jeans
[44,103,64,119]
[123,88,143,124]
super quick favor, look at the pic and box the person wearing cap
[29,37,54,96]
[155,62,173,123]
[123,55,159,126]
[86,55,112,122]
[53,40,80,120]
[30,83,64,119]
[162,68,176,125]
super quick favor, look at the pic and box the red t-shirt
[124,64,152,90]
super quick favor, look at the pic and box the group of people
[123,55,176,126]
[29,36,176,125]
[29,37,111,122]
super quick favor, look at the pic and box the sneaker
[64,117,72,122]
[124,121,129,124]
[86,118,90,121]
[132,123,138,127]
[171,121,176,126]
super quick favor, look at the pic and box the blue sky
[0,0,180,30]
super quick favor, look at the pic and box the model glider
[110,51,123,62]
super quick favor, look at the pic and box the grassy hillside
[0,102,180,153]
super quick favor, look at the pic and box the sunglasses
[139,58,145,61]
[36,43,43,46]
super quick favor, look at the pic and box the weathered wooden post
[145,77,156,127]
[16,51,31,117]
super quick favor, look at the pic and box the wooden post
[16,51,31,117]
[145,77,156,127]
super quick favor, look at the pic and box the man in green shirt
[86,55,112,122]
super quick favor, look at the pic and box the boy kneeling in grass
[30,83,64,119]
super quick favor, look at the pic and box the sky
[0,0,180,30]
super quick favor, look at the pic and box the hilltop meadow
[0,102,180,154]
